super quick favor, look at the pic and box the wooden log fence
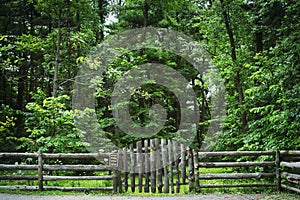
[118,139,281,194]
[193,150,277,192]
[1,141,300,195]
[280,150,300,194]
[0,151,119,192]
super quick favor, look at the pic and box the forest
[0,0,299,154]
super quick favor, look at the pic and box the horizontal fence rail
[197,151,276,157]
[1,143,300,195]
[198,161,275,168]
[198,173,276,180]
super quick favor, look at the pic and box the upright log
[150,139,157,193]
[37,149,43,191]
[161,139,169,193]
[129,143,136,192]
[168,140,174,193]
[113,170,118,193]
[137,141,143,193]
[144,139,150,193]
[123,147,128,192]
[276,150,281,192]
[194,149,200,193]
[188,147,194,192]
[117,150,122,193]
[156,138,163,193]
[173,141,180,193]
[180,144,187,185]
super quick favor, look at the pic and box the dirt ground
[0,193,271,200]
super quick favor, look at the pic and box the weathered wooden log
[173,141,180,193]
[188,147,194,192]
[198,161,275,168]
[0,152,109,159]
[199,172,275,179]
[275,150,281,191]
[161,139,169,193]
[281,172,300,185]
[280,161,300,168]
[0,185,114,191]
[112,171,117,193]
[0,176,38,180]
[180,144,187,185]
[281,156,300,162]
[43,175,114,180]
[282,172,300,180]
[42,165,110,171]
[137,140,143,193]
[0,175,114,181]
[38,149,43,191]
[168,140,174,193]
[42,153,109,159]
[280,151,300,156]
[129,143,136,193]
[194,149,200,193]
[117,150,122,193]
[197,151,276,157]
[44,186,113,191]
[156,138,163,193]
[150,139,156,193]
[200,183,276,188]
[123,147,128,192]
[281,184,300,194]
[144,139,150,193]
[0,164,38,170]
[0,185,39,190]
[0,153,38,158]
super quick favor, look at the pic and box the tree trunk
[16,63,29,134]
[66,16,71,95]
[220,0,247,134]
[53,15,62,98]
[256,31,263,53]
[141,0,148,42]
[97,0,105,42]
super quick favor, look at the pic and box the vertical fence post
[156,138,163,193]
[113,169,118,193]
[150,139,157,193]
[123,147,128,192]
[194,149,200,193]
[180,144,186,185]
[37,149,43,191]
[129,143,136,193]
[276,150,281,192]
[188,147,194,192]
[161,139,169,193]
[111,151,120,193]
[144,139,150,193]
[118,150,122,193]
[137,140,143,193]
[168,140,174,193]
[173,141,180,193]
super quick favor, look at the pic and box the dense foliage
[0,0,299,153]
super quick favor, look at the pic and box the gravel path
[0,193,270,200]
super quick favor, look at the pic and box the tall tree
[219,0,247,134]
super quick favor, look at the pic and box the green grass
[0,167,298,197]
[261,193,300,200]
